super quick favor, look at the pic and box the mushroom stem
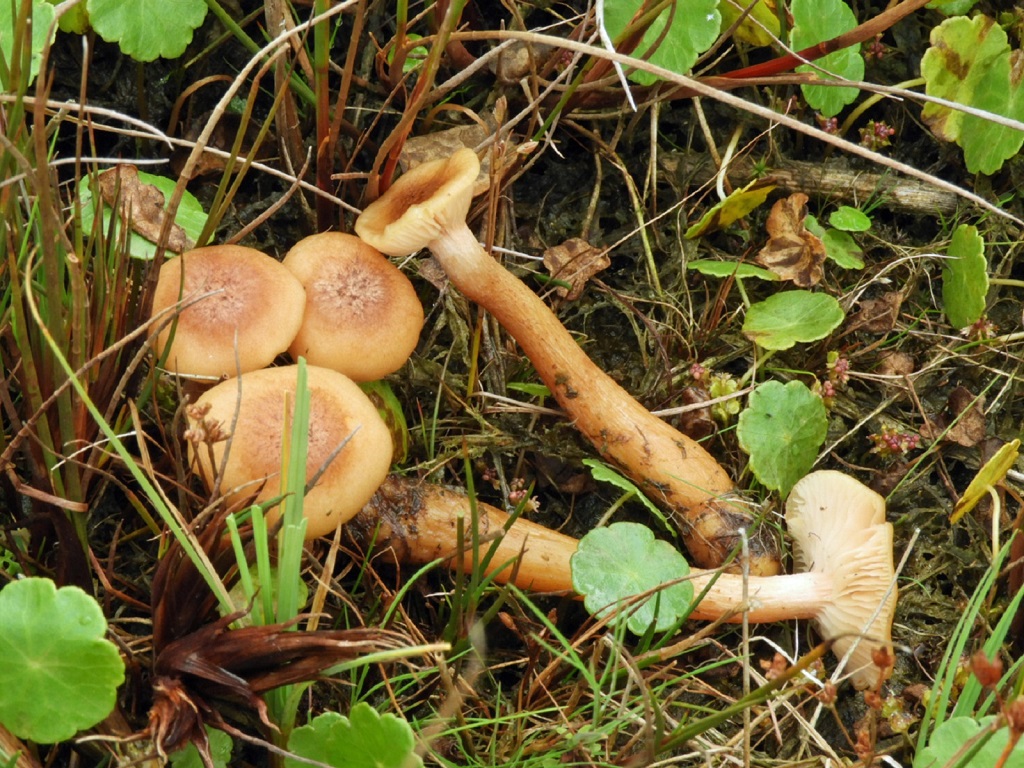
[348,471,895,689]
[350,476,826,622]
[356,149,780,575]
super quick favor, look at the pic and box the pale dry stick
[451,28,1024,228]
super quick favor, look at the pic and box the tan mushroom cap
[786,470,897,689]
[283,232,424,382]
[355,147,479,257]
[188,365,393,540]
[151,245,306,378]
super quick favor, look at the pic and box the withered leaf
[97,164,192,253]
[755,192,826,287]
[542,238,610,301]
[921,385,986,447]
[853,291,904,333]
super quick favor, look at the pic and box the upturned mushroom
[283,232,424,382]
[355,148,779,575]
[348,470,896,689]
[150,245,306,378]
[188,365,392,539]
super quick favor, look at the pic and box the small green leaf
[921,15,1024,174]
[719,0,781,47]
[737,380,828,496]
[571,522,693,634]
[170,728,233,768]
[791,0,864,117]
[602,0,721,85]
[87,0,208,62]
[822,229,865,269]
[688,260,780,281]
[684,180,776,238]
[582,459,670,532]
[507,381,552,398]
[942,224,987,328]
[286,705,423,768]
[828,206,872,232]
[742,291,845,350]
[0,578,125,743]
[0,0,57,87]
[914,716,1024,768]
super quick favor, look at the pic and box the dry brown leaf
[755,192,826,287]
[853,291,904,333]
[921,386,986,447]
[97,164,191,253]
[542,238,610,301]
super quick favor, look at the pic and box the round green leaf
[737,380,828,496]
[914,716,1024,768]
[602,0,720,86]
[286,705,423,768]
[571,522,693,634]
[828,206,872,232]
[742,291,845,350]
[791,0,864,117]
[942,223,987,329]
[88,0,208,62]
[0,578,125,743]
[822,229,865,269]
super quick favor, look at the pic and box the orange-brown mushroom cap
[283,232,423,382]
[188,365,393,539]
[150,245,306,378]
[786,470,897,689]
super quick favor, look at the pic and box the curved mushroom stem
[355,148,779,574]
[430,224,779,575]
[347,473,894,689]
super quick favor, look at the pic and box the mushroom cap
[355,147,480,257]
[151,245,306,378]
[283,232,424,382]
[188,365,393,539]
[786,470,896,689]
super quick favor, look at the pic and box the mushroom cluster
[151,235,422,540]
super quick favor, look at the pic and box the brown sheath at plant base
[355,148,780,575]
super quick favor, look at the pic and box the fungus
[283,232,424,382]
[151,245,306,378]
[188,365,392,540]
[355,148,780,575]
[349,470,896,688]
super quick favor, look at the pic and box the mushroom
[151,245,306,378]
[355,148,780,576]
[349,470,896,689]
[188,365,393,539]
[283,232,424,382]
